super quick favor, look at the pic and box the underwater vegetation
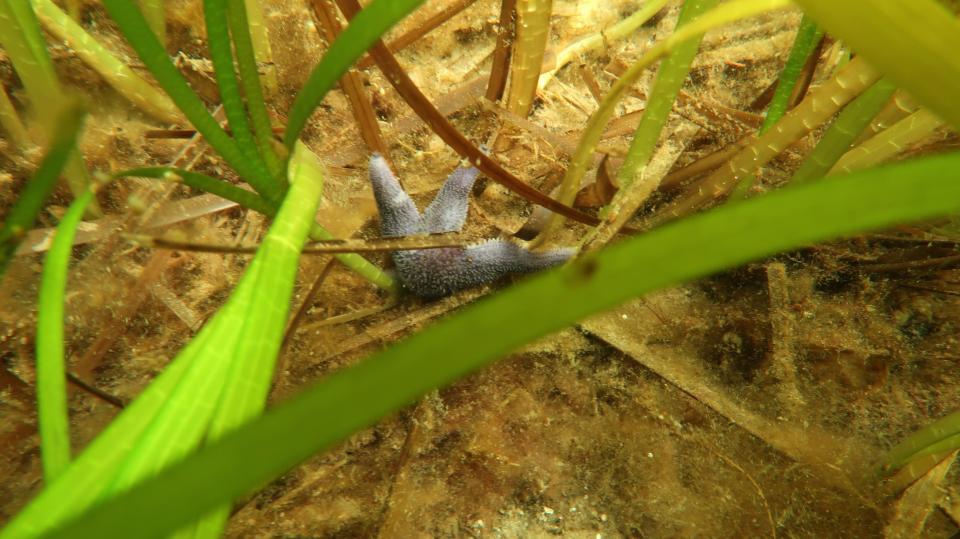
[0,0,959,536]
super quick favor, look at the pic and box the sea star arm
[393,239,574,299]
[369,154,423,237]
[423,165,479,233]
[462,239,576,278]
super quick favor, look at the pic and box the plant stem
[538,0,671,89]
[730,13,822,198]
[654,55,880,224]
[505,0,552,117]
[760,14,823,132]
[830,107,945,175]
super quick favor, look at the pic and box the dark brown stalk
[578,64,604,104]
[357,0,479,70]
[748,78,779,112]
[786,35,826,109]
[126,233,471,254]
[857,254,960,274]
[277,258,337,375]
[485,0,517,101]
[311,0,389,156]
[336,0,601,227]
[658,136,751,191]
[67,372,126,408]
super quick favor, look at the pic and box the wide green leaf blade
[791,0,960,131]
[173,143,326,539]
[35,150,960,539]
[3,144,323,539]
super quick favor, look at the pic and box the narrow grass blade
[0,105,85,277]
[1,331,197,539]
[0,81,29,148]
[790,78,896,183]
[791,0,960,131]
[730,13,822,198]
[243,0,276,95]
[112,164,395,291]
[100,0,280,203]
[616,0,717,191]
[113,166,394,293]
[202,0,272,185]
[33,150,960,539]
[0,0,61,122]
[114,167,276,216]
[884,410,960,474]
[2,142,324,539]
[760,14,822,132]
[226,0,283,177]
[307,222,397,293]
[283,0,425,148]
[35,189,95,482]
[566,0,716,248]
[30,0,181,124]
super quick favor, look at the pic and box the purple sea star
[369,154,574,299]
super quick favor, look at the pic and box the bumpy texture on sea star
[369,154,574,298]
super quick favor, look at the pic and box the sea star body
[369,154,574,298]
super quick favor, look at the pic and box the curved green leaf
[3,143,324,539]
[35,189,96,482]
